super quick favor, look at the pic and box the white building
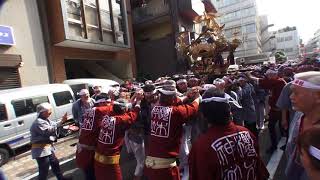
[273,27,300,60]
[211,0,262,61]
[305,29,320,57]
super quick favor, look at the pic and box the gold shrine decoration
[176,11,242,75]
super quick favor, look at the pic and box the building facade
[0,0,49,89]
[131,0,215,80]
[39,0,137,83]
[273,26,300,60]
[211,0,262,61]
[0,0,137,90]
[305,29,320,58]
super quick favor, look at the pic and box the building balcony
[132,0,170,25]
[45,0,130,51]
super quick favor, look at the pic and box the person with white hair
[72,89,95,127]
[285,71,320,180]
[30,102,69,180]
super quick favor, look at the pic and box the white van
[63,78,120,99]
[0,84,75,165]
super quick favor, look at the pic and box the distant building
[211,0,262,60]
[273,26,300,60]
[305,29,320,58]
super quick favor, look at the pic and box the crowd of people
[29,58,320,180]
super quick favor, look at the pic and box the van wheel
[0,148,9,166]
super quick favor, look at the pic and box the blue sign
[0,25,15,46]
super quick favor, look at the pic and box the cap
[158,85,177,96]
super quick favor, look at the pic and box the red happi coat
[189,121,269,180]
[145,100,199,180]
[76,104,114,170]
[94,107,140,180]
[259,78,286,110]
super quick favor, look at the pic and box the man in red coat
[144,85,200,180]
[189,87,269,180]
[76,94,114,180]
[94,94,143,180]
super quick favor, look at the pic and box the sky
[256,0,320,43]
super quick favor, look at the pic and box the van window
[53,91,74,106]
[0,104,7,121]
[12,96,49,117]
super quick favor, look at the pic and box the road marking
[22,156,76,180]
[266,137,286,180]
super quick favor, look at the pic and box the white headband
[95,98,107,104]
[158,88,177,95]
[309,146,320,160]
[144,89,157,95]
[113,101,132,109]
[213,78,225,85]
[292,78,320,90]
[202,84,216,91]
[177,79,187,84]
[202,93,242,108]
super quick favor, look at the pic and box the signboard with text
[0,25,15,46]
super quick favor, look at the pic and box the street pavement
[1,122,287,180]
[1,134,78,180]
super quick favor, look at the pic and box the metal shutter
[0,68,21,90]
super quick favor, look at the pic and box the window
[285,48,293,52]
[242,24,256,34]
[285,36,293,41]
[277,37,284,42]
[221,7,255,23]
[64,0,128,45]
[12,96,49,117]
[0,104,7,121]
[216,0,240,8]
[53,91,74,106]
[111,0,127,44]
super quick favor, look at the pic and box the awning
[0,54,22,67]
